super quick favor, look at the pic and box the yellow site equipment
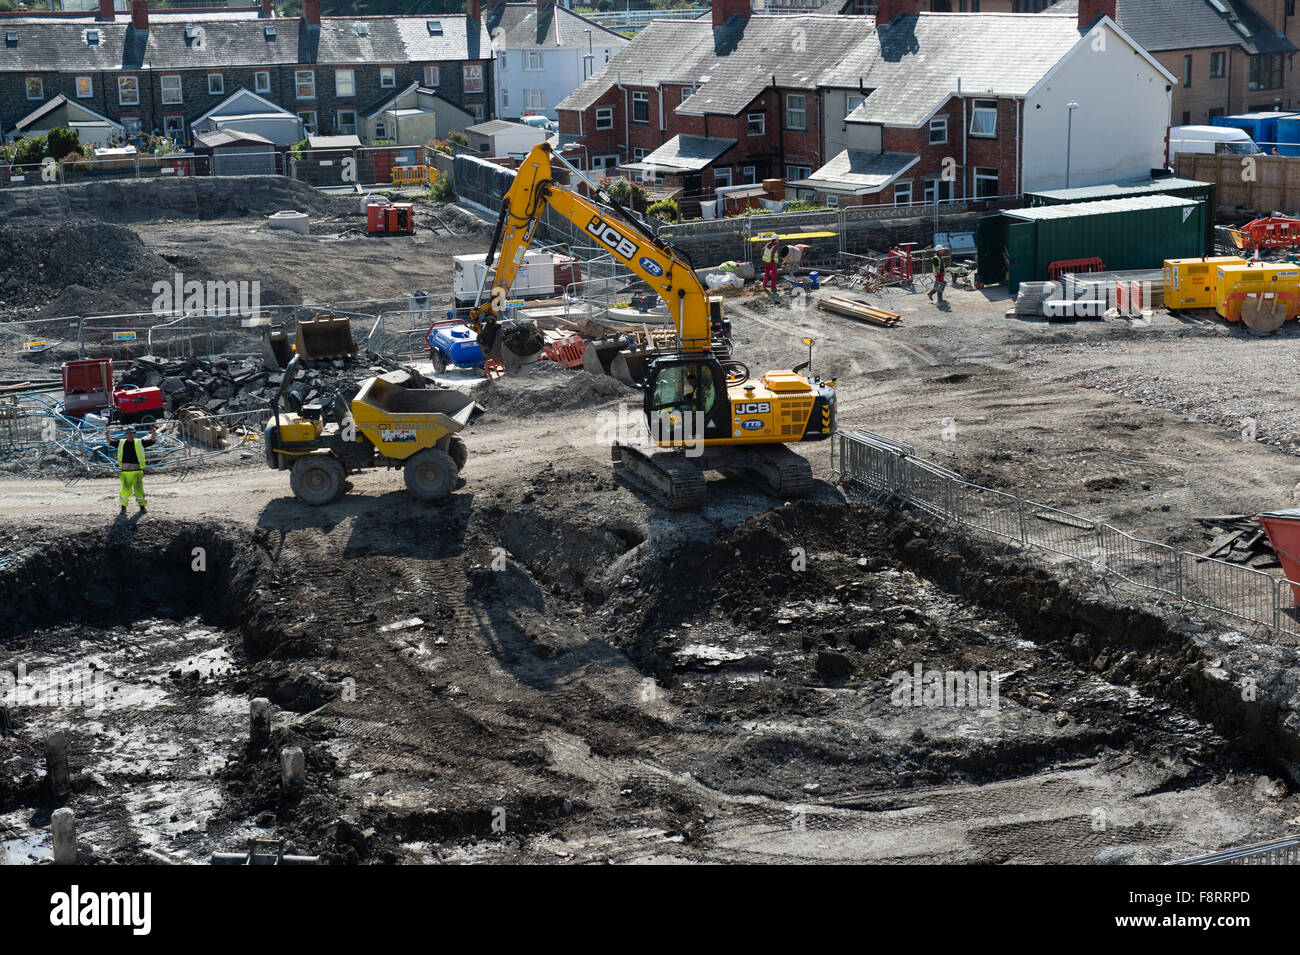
[1163,256,1247,310]
[1215,262,1300,319]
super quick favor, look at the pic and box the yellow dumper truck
[264,355,479,505]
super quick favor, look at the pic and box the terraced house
[0,0,494,147]
[557,0,1174,212]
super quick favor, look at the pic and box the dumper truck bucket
[295,316,358,362]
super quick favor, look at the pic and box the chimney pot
[97,0,115,22]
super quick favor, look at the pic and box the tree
[47,127,81,161]
[647,198,680,223]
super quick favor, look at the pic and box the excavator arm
[468,142,715,353]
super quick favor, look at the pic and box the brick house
[557,0,1173,213]
[0,0,494,146]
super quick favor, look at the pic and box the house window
[929,116,948,145]
[633,147,648,162]
[336,69,355,97]
[499,52,506,70]
[208,73,224,96]
[1184,54,1193,88]
[255,71,271,94]
[824,194,839,207]
[525,89,544,110]
[424,65,440,86]
[25,77,42,100]
[786,164,811,180]
[845,93,865,118]
[632,90,649,123]
[785,93,806,130]
[681,86,693,103]
[380,67,396,88]
[163,115,185,139]
[337,109,358,135]
[596,106,613,129]
[122,116,142,137]
[298,110,318,134]
[501,88,509,109]
[923,177,952,204]
[1208,107,1225,122]
[743,165,757,185]
[75,75,93,99]
[160,75,182,104]
[295,70,315,99]
[592,154,619,173]
[1249,53,1284,91]
[894,180,912,205]
[1210,51,1226,79]
[974,166,999,199]
[464,65,484,93]
[970,99,997,137]
[375,120,388,139]
[714,167,732,188]
[118,76,139,105]
[747,112,765,135]
[524,50,542,71]
[472,104,484,121]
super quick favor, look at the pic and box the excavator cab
[644,358,730,447]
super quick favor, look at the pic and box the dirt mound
[476,361,635,416]
[0,175,347,225]
[0,222,171,313]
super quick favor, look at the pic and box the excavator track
[718,444,814,499]
[611,443,707,510]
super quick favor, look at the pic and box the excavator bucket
[295,316,358,362]
[262,323,293,370]
[609,344,654,388]
[480,321,545,374]
[582,337,627,376]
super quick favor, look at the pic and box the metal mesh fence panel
[1179,553,1277,631]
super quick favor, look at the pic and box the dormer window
[185,27,201,40]
[5,31,17,47]
[264,25,277,39]
[357,23,369,36]
[85,30,100,46]
[427,20,442,36]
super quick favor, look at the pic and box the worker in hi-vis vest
[110,424,154,513]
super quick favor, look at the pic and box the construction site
[3,151,1300,875]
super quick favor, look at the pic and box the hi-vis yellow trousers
[119,469,146,506]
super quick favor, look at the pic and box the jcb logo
[736,402,770,414]
[586,216,638,260]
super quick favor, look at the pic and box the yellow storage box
[1215,263,1300,319]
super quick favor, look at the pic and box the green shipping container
[1023,176,1216,254]
[996,195,1206,296]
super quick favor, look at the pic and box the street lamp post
[1065,101,1080,188]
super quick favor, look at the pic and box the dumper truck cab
[264,355,479,504]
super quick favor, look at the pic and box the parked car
[1168,125,1263,158]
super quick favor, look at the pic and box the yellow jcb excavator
[468,142,838,509]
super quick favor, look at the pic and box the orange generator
[367,201,415,236]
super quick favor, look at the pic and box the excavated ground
[2,490,1297,864]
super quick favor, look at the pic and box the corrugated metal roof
[1004,194,1199,220]
[1026,176,1212,203]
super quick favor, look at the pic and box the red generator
[367,202,415,235]
[62,358,114,418]
[113,385,164,424]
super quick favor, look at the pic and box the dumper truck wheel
[448,437,468,473]
[404,448,458,501]
[290,455,346,505]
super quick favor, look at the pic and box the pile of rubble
[121,354,378,416]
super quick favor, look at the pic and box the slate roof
[558,11,1121,123]
[468,118,536,134]
[194,128,274,148]
[485,3,628,49]
[625,133,737,172]
[1047,0,1295,55]
[0,14,492,72]
[801,149,919,193]
[835,13,1092,127]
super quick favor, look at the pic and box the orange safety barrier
[542,334,586,369]
[1221,289,1300,323]
[1239,216,1300,249]
[1047,257,1105,281]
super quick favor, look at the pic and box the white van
[1168,125,1263,157]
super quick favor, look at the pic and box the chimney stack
[712,0,751,30]
[468,0,481,20]
[1077,0,1117,28]
[260,0,274,18]
[303,0,321,27]
[97,0,115,21]
[873,0,918,25]
[536,0,556,13]
[131,0,148,31]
